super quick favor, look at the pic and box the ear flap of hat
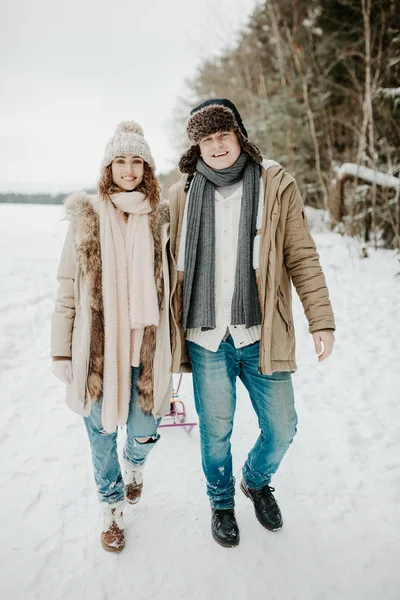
[236,130,263,165]
[179,145,201,174]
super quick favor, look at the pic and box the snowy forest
[4,1,399,249]
[161,0,400,249]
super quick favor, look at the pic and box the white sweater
[177,159,280,352]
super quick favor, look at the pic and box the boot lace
[261,485,280,513]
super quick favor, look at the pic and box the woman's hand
[52,358,73,385]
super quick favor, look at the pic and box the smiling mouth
[213,151,229,158]
[122,177,136,181]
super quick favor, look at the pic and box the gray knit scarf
[182,153,262,331]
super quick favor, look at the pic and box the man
[168,99,335,548]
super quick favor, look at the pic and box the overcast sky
[1,0,258,193]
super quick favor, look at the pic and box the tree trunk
[286,26,330,214]
[362,0,377,249]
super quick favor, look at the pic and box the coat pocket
[277,287,293,333]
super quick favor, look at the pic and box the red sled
[159,374,197,433]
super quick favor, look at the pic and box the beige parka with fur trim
[50,192,172,421]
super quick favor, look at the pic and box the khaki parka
[168,163,335,375]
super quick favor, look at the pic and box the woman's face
[111,154,144,191]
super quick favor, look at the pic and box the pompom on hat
[178,98,263,174]
[100,120,156,172]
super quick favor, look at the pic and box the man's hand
[312,330,335,362]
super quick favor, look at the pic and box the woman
[51,121,172,553]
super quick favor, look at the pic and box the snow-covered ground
[1,203,399,600]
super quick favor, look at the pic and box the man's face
[199,130,241,170]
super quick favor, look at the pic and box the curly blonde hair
[98,162,160,210]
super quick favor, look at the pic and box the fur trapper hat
[178,99,263,174]
[100,121,156,172]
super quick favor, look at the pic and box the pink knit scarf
[99,191,159,433]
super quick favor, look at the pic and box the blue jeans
[83,367,161,504]
[187,336,298,510]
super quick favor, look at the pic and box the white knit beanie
[100,121,156,172]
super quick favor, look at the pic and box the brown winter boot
[125,478,143,504]
[100,501,125,553]
[122,459,144,505]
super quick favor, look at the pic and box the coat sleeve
[283,181,336,333]
[50,222,77,357]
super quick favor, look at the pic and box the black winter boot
[240,479,283,531]
[211,508,240,547]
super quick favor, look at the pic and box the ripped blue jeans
[83,367,160,504]
[187,336,298,510]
